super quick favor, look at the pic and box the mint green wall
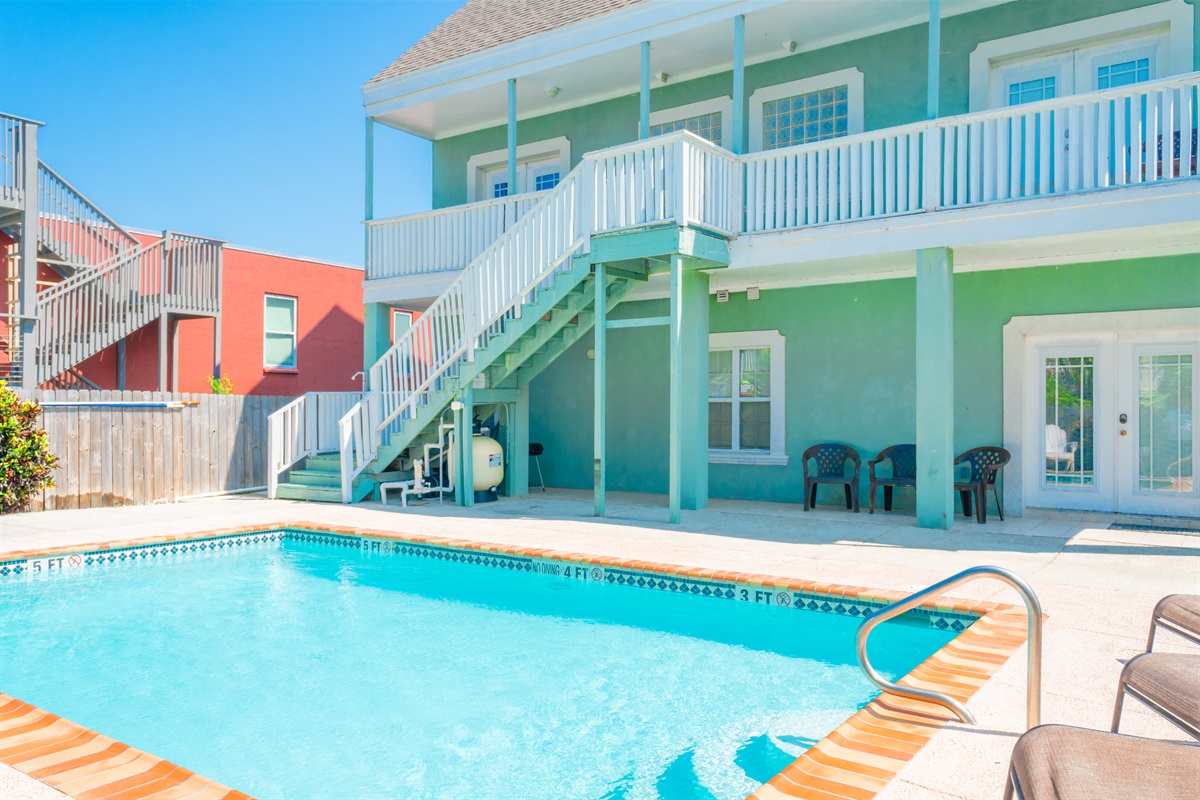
[431,0,1166,208]
[527,255,1200,506]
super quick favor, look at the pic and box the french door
[1025,330,1198,517]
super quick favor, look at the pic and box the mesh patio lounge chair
[954,446,1010,523]
[802,443,861,512]
[867,444,916,514]
[1111,652,1200,740]
[1147,594,1200,650]
[1002,725,1200,800]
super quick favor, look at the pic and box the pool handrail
[855,565,1043,729]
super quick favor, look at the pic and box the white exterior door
[1024,329,1199,517]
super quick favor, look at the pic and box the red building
[75,234,368,395]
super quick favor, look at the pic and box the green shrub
[0,380,58,513]
[207,374,236,395]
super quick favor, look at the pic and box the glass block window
[709,346,772,451]
[264,294,297,369]
[1097,58,1150,90]
[650,111,723,146]
[534,172,560,191]
[492,181,509,199]
[762,85,849,150]
[1009,76,1057,106]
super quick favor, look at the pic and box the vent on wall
[747,286,761,301]
[716,289,730,303]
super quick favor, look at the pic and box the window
[263,295,297,370]
[649,98,733,149]
[707,330,787,465]
[749,69,864,153]
[763,85,849,149]
[534,172,560,191]
[651,112,723,146]
[392,309,413,342]
[492,181,509,199]
[1009,76,1056,106]
[1097,57,1150,89]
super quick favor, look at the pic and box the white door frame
[1002,307,1200,516]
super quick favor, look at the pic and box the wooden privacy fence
[19,390,293,511]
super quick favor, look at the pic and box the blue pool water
[0,536,955,800]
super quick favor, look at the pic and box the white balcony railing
[367,73,1199,282]
[365,193,542,281]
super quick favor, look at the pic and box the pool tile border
[0,521,1033,800]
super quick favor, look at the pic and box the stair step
[287,469,341,487]
[304,454,342,471]
[275,478,374,503]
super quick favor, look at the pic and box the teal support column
[458,387,475,507]
[594,264,607,517]
[453,401,465,506]
[915,247,955,529]
[927,0,941,120]
[680,268,709,511]
[363,302,392,375]
[732,15,745,155]
[507,79,518,194]
[1193,0,1199,71]
[512,384,530,495]
[639,42,651,140]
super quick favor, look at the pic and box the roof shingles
[366,0,649,86]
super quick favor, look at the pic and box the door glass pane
[709,402,732,449]
[708,350,732,398]
[1009,76,1056,105]
[1044,356,1094,486]
[1138,354,1194,494]
[1097,58,1150,90]
[739,402,771,451]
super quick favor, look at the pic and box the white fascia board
[363,270,461,308]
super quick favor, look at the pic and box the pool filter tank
[472,434,504,503]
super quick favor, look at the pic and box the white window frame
[748,68,864,154]
[465,136,571,202]
[708,330,788,466]
[969,1,1192,111]
[646,97,733,148]
[263,293,298,371]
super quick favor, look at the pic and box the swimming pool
[1,528,966,800]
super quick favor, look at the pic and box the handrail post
[856,565,1042,730]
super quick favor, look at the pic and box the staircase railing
[267,391,365,498]
[331,132,736,502]
[0,113,39,208]
[37,161,139,269]
[34,241,165,385]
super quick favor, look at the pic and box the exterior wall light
[546,86,560,98]
[784,41,797,53]
[655,72,669,84]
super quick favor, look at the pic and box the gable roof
[366,0,649,86]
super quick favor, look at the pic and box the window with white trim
[1009,76,1057,105]
[651,111,723,146]
[263,294,297,370]
[763,85,849,149]
[467,136,571,202]
[534,172,560,191]
[1097,57,1150,89]
[708,331,787,465]
[749,69,864,153]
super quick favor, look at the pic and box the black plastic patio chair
[953,446,1010,523]
[867,444,916,514]
[802,443,861,512]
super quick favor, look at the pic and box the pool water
[0,537,955,800]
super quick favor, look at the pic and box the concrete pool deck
[2,490,1198,799]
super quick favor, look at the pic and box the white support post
[17,121,38,388]
[507,79,518,194]
[732,15,746,155]
[640,42,651,140]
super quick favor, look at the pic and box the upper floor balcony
[364,72,1200,305]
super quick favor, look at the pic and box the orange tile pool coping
[1,521,1035,800]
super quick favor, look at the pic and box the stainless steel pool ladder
[855,565,1043,730]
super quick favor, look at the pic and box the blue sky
[2,0,469,265]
